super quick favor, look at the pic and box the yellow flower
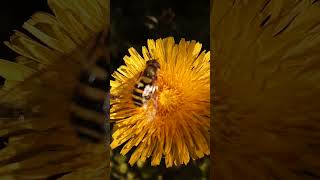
[0,0,109,179]
[110,37,210,167]
[1,0,108,103]
[212,1,320,179]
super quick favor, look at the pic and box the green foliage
[111,148,210,180]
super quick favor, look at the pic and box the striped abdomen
[132,76,154,107]
[70,30,109,143]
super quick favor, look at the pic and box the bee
[132,59,160,107]
[70,29,110,143]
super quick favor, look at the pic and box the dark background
[110,0,210,73]
[0,1,50,60]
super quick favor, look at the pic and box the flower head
[0,0,109,178]
[110,37,210,167]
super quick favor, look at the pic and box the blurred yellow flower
[0,0,109,179]
[110,37,210,167]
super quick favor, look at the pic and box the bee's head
[147,59,160,69]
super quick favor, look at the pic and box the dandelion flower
[0,0,109,178]
[212,1,320,179]
[110,37,210,167]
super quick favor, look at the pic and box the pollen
[158,87,180,113]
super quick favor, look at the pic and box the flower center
[158,87,180,113]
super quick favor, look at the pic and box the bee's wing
[142,84,157,99]
[141,84,158,121]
